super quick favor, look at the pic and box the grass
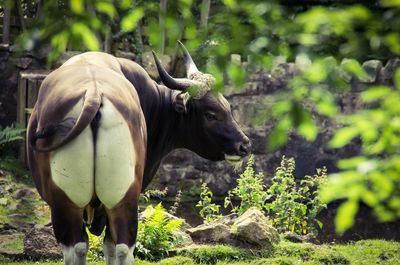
[1,239,399,265]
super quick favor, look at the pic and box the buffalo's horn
[152,51,194,91]
[177,40,199,78]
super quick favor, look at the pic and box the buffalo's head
[153,42,250,163]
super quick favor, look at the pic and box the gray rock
[15,57,33,69]
[361,60,382,83]
[231,207,279,247]
[380,58,400,83]
[24,225,62,260]
[187,222,232,244]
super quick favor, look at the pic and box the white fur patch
[116,243,134,265]
[95,97,136,209]
[61,243,87,265]
[50,99,94,208]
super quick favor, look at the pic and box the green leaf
[298,110,318,141]
[341,59,368,80]
[361,86,391,102]
[267,117,291,151]
[335,199,359,234]
[228,64,246,89]
[395,69,400,90]
[121,8,144,32]
[95,2,117,18]
[304,61,328,83]
[70,0,84,14]
[329,126,360,148]
[381,0,400,7]
[72,23,100,51]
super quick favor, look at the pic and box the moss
[159,256,196,265]
[177,244,274,265]
[275,241,315,259]
[311,249,349,265]
[0,233,24,253]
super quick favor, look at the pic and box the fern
[0,125,25,147]
[135,203,184,261]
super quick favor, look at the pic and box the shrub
[0,125,24,148]
[196,183,221,223]
[224,155,269,215]
[135,203,184,261]
[86,229,104,262]
[265,156,326,234]
[265,156,327,236]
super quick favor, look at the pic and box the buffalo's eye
[205,111,218,121]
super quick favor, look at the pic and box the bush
[224,155,269,215]
[196,183,221,223]
[86,229,104,262]
[135,203,184,261]
[265,156,327,236]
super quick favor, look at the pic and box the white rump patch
[95,97,136,209]
[50,98,94,208]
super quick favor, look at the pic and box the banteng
[27,42,250,265]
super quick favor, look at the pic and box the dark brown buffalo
[27,42,250,265]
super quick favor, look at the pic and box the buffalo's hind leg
[51,205,88,265]
[106,200,139,265]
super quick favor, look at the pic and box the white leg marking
[95,97,136,209]
[104,239,116,265]
[74,242,88,265]
[61,242,87,265]
[116,244,134,265]
[50,98,94,207]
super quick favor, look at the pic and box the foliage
[0,125,24,148]
[224,155,269,215]
[135,203,184,261]
[265,156,327,236]
[86,229,105,262]
[321,70,400,233]
[196,183,221,223]
[169,189,182,216]
[140,187,168,203]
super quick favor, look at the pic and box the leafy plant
[86,229,105,262]
[135,203,183,261]
[140,187,168,203]
[196,183,221,223]
[224,155,269,215]
[265,156,327,236]
[0,125,24,150]
[169,189,182,216]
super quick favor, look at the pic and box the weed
[196,183,221,223]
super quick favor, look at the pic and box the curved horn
[177,40,199,78]
[152,51,194,91]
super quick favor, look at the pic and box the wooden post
[2,7,11,44]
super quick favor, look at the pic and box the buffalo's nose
[238,138,251,156]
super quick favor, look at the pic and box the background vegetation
[2,0,400,235]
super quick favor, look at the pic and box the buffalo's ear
[172,92,190,113]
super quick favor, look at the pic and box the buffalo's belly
[50,99,94,208]
[95,97,136,209]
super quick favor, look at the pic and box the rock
[0,233,25,260]
[379,58,400,83]
[231,207,279,247]
[24,225,62,260]
[187,222,232,244]
[360,60,382,83]
[15,57,33,69]
[142,51,171,80]
[115,50,136,61]
[15,188,34,199]
[283,231,319,244]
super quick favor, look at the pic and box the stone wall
[154,57,400,198]
[0,49,399,199]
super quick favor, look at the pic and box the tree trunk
[200,0,210,28]
[16,0,26,31]
[160,0,167,54]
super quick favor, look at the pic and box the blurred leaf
[227,64,246,89]
[341,59,368,80]
[95,2,117,18]
[121,8,144,32]
[70,0,84,14]
[385,33,400,54]
[72,23,100,51]
[298,110,318,141]
[267,117,291,151]
[335,199,358,234]
[304,61,328,83]
[361,86,391,102]
[329,126,360,148]
[395,69,400,90]
[381,0,400,7]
